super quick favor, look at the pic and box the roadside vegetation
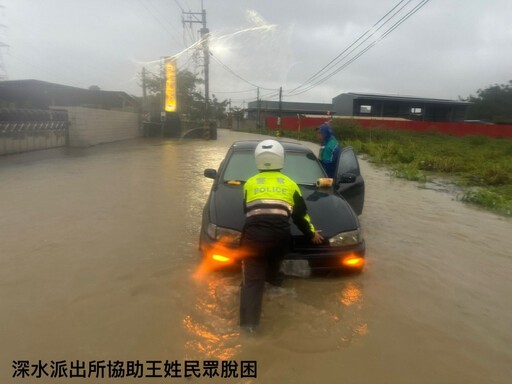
[231,81,512,216]
[277,120,512,216]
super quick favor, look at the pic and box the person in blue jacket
[315,123,340,178]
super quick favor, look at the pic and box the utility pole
[0,2,9,80]
[159,57,168,115]
[257,87,261,130]
[201,6,209,121]
[182,2,209,120]
[142,67,147,106]
[227,98,232,130]
[278,86,282,135]
[142,66,149,129]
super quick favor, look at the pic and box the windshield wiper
[297,182,316,187]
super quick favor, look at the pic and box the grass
[273,120,512,216]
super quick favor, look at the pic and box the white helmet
[255,139,285,170]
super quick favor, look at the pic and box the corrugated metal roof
[247,100,332,111]
[335,92,471,105]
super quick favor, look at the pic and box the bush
[248,121,512,216]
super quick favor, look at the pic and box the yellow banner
[165,58,177,112]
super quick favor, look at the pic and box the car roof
[230,140,312,154]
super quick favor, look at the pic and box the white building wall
[65,106,141,147]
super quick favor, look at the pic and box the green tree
[466,80,512,124]
[139,68,227,123]
[231,106,244,121]
[211,94,228,124]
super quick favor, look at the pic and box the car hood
[210,183,359,238]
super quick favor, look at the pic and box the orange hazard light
[212,254,232,263]
[342,256,364,267]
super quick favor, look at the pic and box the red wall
[265,116,512,139]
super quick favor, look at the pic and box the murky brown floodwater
[1,129,511,384]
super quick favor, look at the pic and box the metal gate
[0,109,69,155]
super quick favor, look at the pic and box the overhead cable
[211,88,257,94]
[173,0,185,12]
[137,0,184,48]
[210,52,279,92]
[287,0,412,94]
[287,0,431,97]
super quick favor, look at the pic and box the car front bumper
[200,230,365,272]
[287,240,366,270]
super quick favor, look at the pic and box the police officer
[240,139,324,331]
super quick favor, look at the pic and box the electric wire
[287,0,431,97]
[259,90,280,100]
[210,52,278,92]
[173,0,185,13]
[287,0,411,94]
[210,88,256,94]
[136,0,184,48]
[147,0,186,47]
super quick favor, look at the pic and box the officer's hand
[311,230,324,244]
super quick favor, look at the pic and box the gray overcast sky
[2,0,512,107]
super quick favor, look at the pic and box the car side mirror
[204,169,217,179]
[339,173,356,183]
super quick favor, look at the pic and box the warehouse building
[0,80,137,111]
[246,100,332,120]
[332,92,471,122]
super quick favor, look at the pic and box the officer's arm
[291,190,316,239]
[243,184,248,214]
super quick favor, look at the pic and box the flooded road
[1,129,511,383]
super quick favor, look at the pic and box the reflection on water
[184,273,242,361]
[340,281,363,307]
[184,270,370,359]
[337,281,368,343]
[182,131,370,362]
[2,130,512,383]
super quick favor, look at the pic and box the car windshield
[222,151,325,185]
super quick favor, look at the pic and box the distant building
[0,80,138,111]
[332,92,471,122]
[246,100,332,121]
[246,93,470,124]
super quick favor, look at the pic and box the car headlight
[207,223,242,245]
[329,228,362,247]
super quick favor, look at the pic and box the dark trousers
[239,239,288,327]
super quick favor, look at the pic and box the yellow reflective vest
[243,171,315,238]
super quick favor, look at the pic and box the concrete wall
[65,106,140,147]
[232,119,258,131]
[1,107,141,155]
[0,126,67,155]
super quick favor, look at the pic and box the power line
[173,0,184,12]
[179,51,197,71]
[259,90,281,100]
[210,88,256,94]
[136,0,184,48]
[287,0,431,97]
[288,0,411,94]
[210,51,278,91]
[149,1,184,41]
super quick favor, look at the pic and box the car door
[334,146,365,215]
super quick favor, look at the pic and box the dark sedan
[199,140,365,273]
